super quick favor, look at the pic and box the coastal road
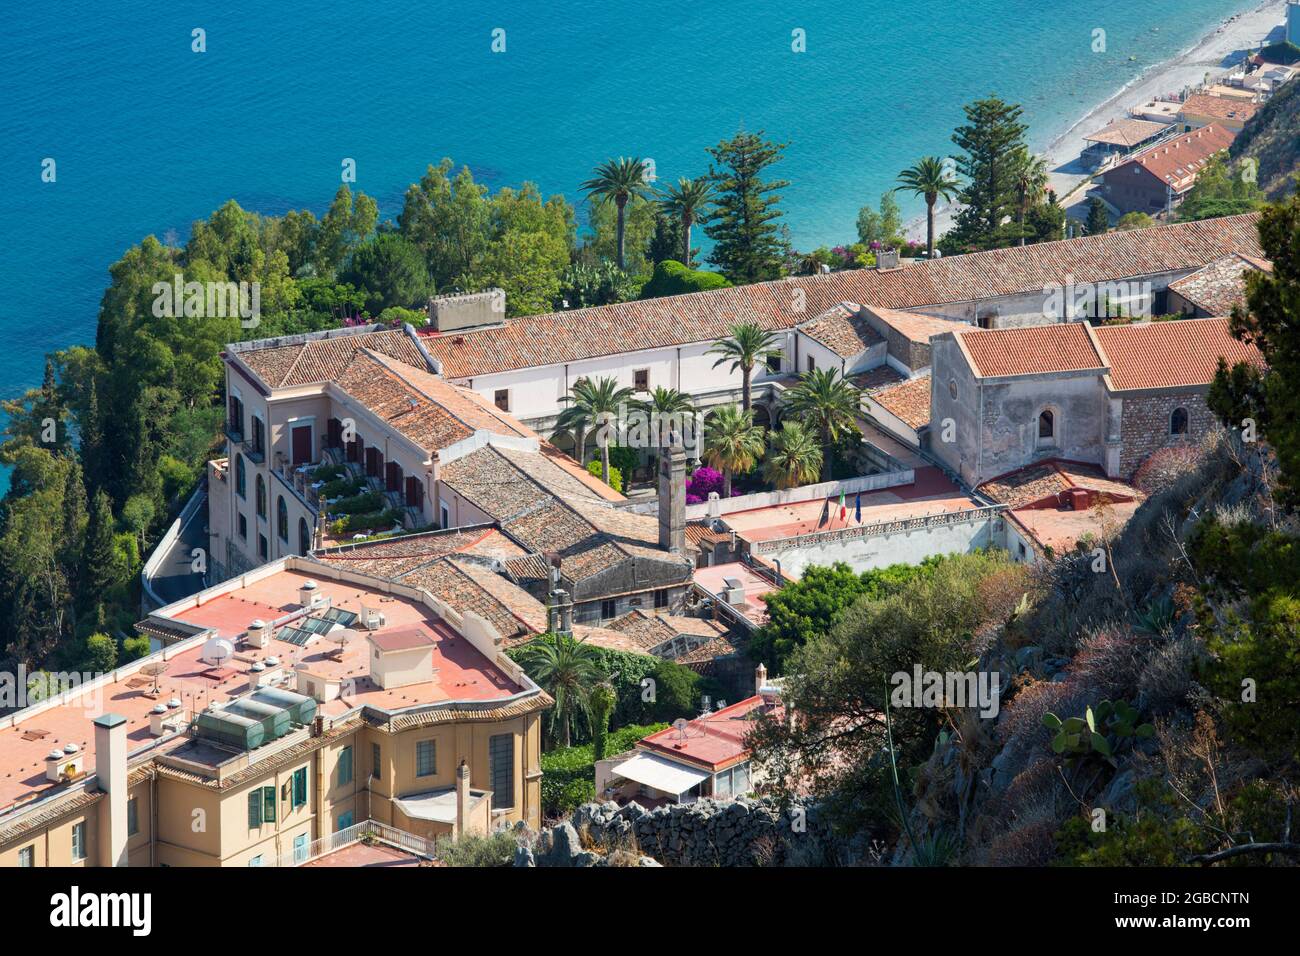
[142,488,209,607]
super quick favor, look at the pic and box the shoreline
[906,0,1291,240]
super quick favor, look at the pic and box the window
[416,739,437,777]
[372,742,381,780]
[1170,406,1189,436]
[291,767,308,808]
[238,512,247,540]
[18,846,33,867]
[440,503,450,529]
[258,534,268,560]
[806,355,815,373]
[248,854,264,867]
[633,369,649,391]
[766,353,782,374]
[71,822,86,860]
[338,745,353,786]
[714,767,733,799]
[292,833,308,865]
[654,589,669,609]
[256,474,266,518]
[494,389,510,412]
[732,762,751,795]
[299,518,310,555]
[601,598,617,619]
[228,395,244,438]
[235,454,246,498]
[336,810,354,832]
[127,797,139,836]
[1038,409,1055,441]
[250,416,266,458]
[249,786,274,826]
[277,497,289,542]
[489,734,514,810]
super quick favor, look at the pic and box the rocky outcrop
[510,797,849,867]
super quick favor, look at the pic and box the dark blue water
[0,0,1251,492]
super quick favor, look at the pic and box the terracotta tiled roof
[419,215,1262,377]
[978,459,1142,509]
[234,326,430,388]
[870,374,932,429]
[1179,94,1259,124]
[956,323,1106,378]
[850,365,906,390]
[797,304,883,357]
[1094,317,1264,391]
[605,609,742,664]
[1117,123,1236,190]
[334,350,476,452]
[1168,253,1271,316]
[864,305,968,344]
[401,558,536,643]
[1083,117,1168,147]
[312,526,504,577]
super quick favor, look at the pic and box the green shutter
[339,745,353,785]
[263,786,276,823]
[248,790,262,827]
[292,767,307,807]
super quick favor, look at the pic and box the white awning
[612,752,709,795]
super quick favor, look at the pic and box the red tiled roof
[957,323,1106,378]
[1168,254,1271,316]
[1179,94,1259,124]
[1094,317,1264,391]
[234,327,430,388]
[638,695,780,771]
[419,216,1262,377]
[1116,124,1236,190]
[870,374,932,429]
[797,304,883,357]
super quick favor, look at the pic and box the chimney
[755,662,768,695]
[559,589,574,635]
[94,713,129,867]
[455,759,472,838]
[298,579,321,608]
[658,430,686,553]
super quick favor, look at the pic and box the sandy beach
[906,0,1292,241]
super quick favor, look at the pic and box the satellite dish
[201,637,234,667]
[330,627,357,646]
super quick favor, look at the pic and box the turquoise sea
[0,0,1255,491]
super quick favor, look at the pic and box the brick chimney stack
[93,713,129,867]
[658,429,686,553]
[455,759,472,838]
[755,662,767,695]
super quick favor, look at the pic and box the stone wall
[517,798,849,867]
[1118,390,1212,477]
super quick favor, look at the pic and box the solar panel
[319,607,358,627]
[299,616,335,635]
[278,625,313,646]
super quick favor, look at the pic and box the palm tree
[552,404,593,466]
[764,421,823,490]
[515,633,604,748]
[894,156,960,258]
[581,157,653,271]
[556,376,635,486]
[707,322,781,413]
[785,368,862,481]
[703,405,765,497]
[1012,148,1050,246]
[657,176,715,267]
[635,386,697,474]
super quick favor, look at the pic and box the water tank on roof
[251,686,317,726]
[194,709,265,750]
[224,697,292,741]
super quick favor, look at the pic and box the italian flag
[838,491,846,520]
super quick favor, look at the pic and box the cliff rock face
[1232,75,1300,198]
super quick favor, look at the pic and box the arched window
[1038,409,1055,441]
[277,496,288,542]
[1170,407,1189,436]
[256,474,266,518]
[299,518,311,556]
[235,454,246,498]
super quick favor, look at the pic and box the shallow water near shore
[0,0,1264,490]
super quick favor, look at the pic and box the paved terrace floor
[301,842,426,867]
[721,467,978,544]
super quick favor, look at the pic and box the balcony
[223,423,245,446]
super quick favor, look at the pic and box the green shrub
[321,476,365,499]
[329,507,404,535]
[158,454,198,504]
[122,635,152,662]
[439,829,519,867]
[639,259,731,299]
[313,463,347,483]
[540,723,667,817]
[586,459,622,492]
[332,490,383,514]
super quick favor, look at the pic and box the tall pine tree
[947,96,1028,251]
[704,130,790,283]
[82,489,117,619]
